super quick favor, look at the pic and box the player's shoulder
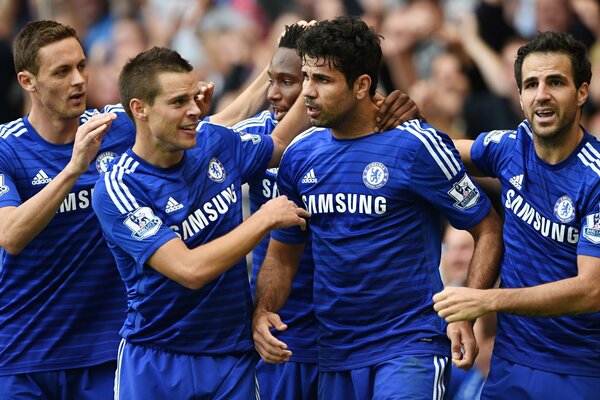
[573,132,600,182]
[231,110,274,132]
[475,122,522,149]
[0,118,27,146]
[394,119,453,148]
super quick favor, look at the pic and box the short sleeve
[271,147,308,245]
[471,128,516,178]
[409,126,491,230]
[0,148,22,207]
[92,173,178,266]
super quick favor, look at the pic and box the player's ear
[130,98,148,121]
[17,71,36,92]
[354,74,371,100]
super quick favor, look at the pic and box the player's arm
[147,196,308,290]
[454,139,486,177]
[434,255,600,322]
[0,113,115,255]
[446,207,503,369]
[465,208,503,289]
[253,238,304,363]
[208,65,270,127]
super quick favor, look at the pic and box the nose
[188,99,202,120]
[72,67,86,87]
[534,82,551,102]
[267,83,281,102]
[302,78,316,99]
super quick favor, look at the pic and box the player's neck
[132,136,185,169]
[330,99,378,139]
[27,105,80,144]
[533,124,584,165]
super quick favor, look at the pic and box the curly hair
[296,16,382,96]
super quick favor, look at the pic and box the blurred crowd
[1,0,599,139]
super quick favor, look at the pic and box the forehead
[301,56,342,76]
[270,47,301,76]
[36,37,85,69]
[521,52,573,80]
[156,71,197,96]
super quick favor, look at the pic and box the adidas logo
[32,169,52,185]
[510,174,523,190]
[165,197,184,213]
[301,169,318,184]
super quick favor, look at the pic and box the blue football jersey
[273,120,491,371]
[0,105,133,375]
[92,121,274,354]
[233,111,318,363]
[471,120,600,377]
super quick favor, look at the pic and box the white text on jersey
[170,184,238,240]
[302,193,387,215]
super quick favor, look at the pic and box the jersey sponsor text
[171,184,238,240]
[302,193,387,215]
[505,189,578,244]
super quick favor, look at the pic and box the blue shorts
[319,355,450,400]
[482,354,600,400]
[0,360,116,400]
[256,360,318,400]
[115,339,257,400]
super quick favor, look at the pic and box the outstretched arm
[147,196,309,290]
[253,238,304,363]
[0,113,116,254]
[435,255,600,323]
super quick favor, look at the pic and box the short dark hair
[296,16,382,96]
[278,23,306,50]
[13,20,80,75]
[119,47,193,121]
[514,31,591,92]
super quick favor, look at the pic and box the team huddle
[0,14,598,400]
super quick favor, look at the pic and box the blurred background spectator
[0,0,598,136]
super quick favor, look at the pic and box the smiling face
[143,71,202,155]
[519,52,588,144]
[267,47,303,121]
[30,37,88,119]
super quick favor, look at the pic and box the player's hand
[447,321,478,370]
[252,310,292,363]
[68,112,117,175]
[433,286,490,323]
[259,195,310,231]
[195,82,215,118]
[374,90,421,132]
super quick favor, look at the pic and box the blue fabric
[319,354,450,399]
[472,121,600,376]
[0,361,116,400]
[482,354,600,400]
[256,359,318,400]
[0,105,133,375]
[234,111,318,363]
[273,120,490,370]
[93,121,274,354]
[115,341,257,400]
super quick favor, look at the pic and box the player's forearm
[177,210,275,289]
[254,254,296,314]
[0,165,81,254]
[209,65,270,127]
[487,276,600,316]
[466,209,503,289]
[269,96,310,167]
